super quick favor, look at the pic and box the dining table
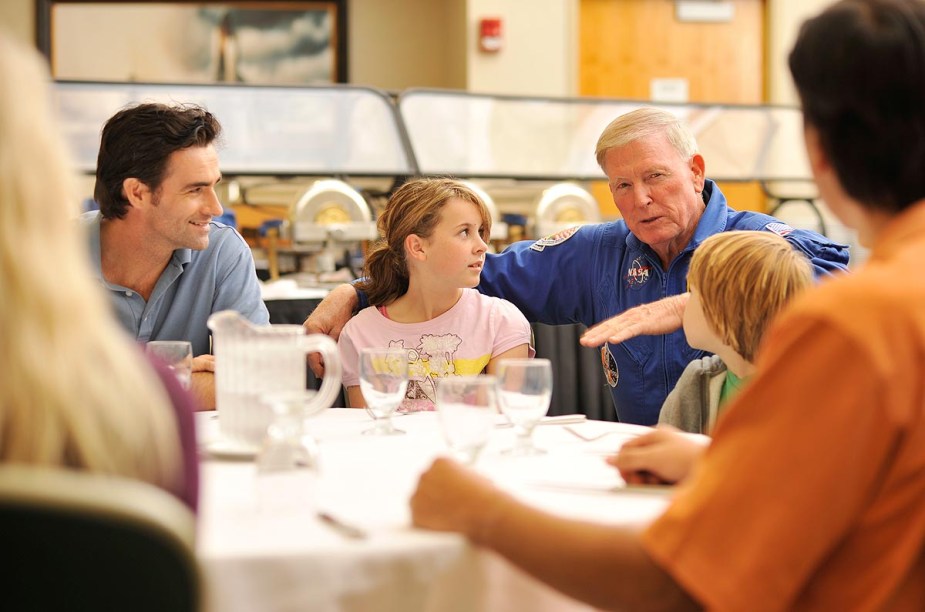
[195,408,673,612]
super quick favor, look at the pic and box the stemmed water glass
[359,347,409,436]
[496,359,553,456]
[254,389,326,512]
[145,340,193,389]
[436,376,497,464]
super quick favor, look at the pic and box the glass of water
[359,347,409,436]
[436,376,497,464]
[145,340,193,390]
[497,359,552,456]
[255,390,324,513]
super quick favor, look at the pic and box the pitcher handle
[299,335,342,409]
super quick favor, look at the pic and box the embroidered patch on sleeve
[764,222,795,237]
[529,226,581,252]
[601,346,619,387]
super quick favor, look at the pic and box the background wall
[1,0,858,253]
[349,0,577,95]
[2,0,834,100]
[463,0,577,96]
[348,0,466,91]
[580,0,764,103]
[0,0,33,45]
[766,0,835,104]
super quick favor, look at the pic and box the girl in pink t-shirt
[338,178,533,411]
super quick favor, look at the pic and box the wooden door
[580,0,767,213]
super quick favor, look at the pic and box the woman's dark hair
[93,103,221,219]
[789,0,925,213]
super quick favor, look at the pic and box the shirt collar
[174,247,192,267]
[868,199,925,261]
[688,179,728,249]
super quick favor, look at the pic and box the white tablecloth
[196,409,672,612]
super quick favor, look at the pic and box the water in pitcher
[208,310,342,449]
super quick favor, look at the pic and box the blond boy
[658,231,813,433]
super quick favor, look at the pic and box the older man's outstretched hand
[580,293,690,347]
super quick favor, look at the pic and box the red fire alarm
[479,17,503,53]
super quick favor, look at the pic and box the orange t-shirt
[644,201,925,610]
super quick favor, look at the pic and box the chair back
[0,465,199,612]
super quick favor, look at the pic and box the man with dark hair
[410,1,925,609]
[81,103,269,409]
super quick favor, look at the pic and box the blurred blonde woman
[0,34,197,509]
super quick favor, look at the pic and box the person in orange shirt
[410,1,925,608]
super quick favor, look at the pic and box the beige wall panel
[349,0,464,90]
[766,0,836,104]
[465,0,578,96]
[0,0,33,46]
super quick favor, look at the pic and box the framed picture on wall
[36,0,348,84]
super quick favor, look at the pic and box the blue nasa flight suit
[478,180,850,424]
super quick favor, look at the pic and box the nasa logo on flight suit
[601,345,619,387]
[624,256,651,289]
[529,226,581,252]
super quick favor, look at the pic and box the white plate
[201,437,259,461]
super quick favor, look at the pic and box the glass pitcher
[207,310,342,448]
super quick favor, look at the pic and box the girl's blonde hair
[687,231,813,362]
[0,35,182,491]
[359,178,491,306]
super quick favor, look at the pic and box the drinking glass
[436,376,497,464]
[145,340,193,389]
[359,347,409,436]
[497,359,553,456]
[255,390,325,513]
